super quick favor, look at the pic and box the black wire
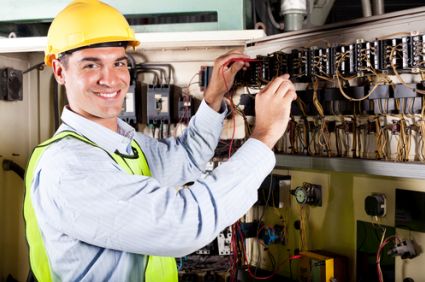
[126,53,137,83]
[136,70,160,85]
[2,159,25,180]
[137,66,167,85]
[22,62,44,74]
[160,121,164,139]
[139,63,173,85]
[52,75,60,131]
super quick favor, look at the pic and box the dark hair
[58,54,70,69]
[57,41,129,69]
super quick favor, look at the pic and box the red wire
[220,57,258,94]
[238,222,286,280]
[220,63,238,158]
[229,219,302,281]
[376,235,397,282]
[230,223,240,282]
[228,115,236,158]
[220,58,258,278]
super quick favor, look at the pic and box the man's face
[53,46,130,129]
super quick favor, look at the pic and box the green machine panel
[0,0,249,34]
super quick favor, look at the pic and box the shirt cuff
[232,138,276,176]
[193,99,228,129]
[202,99,228,115]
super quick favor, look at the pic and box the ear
[52,59,66,85]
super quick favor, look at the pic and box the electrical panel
[140,84,173,124]
[119,83,137,128]
[215,31,425,163]
[178,228,232,280]
[217,228,232,255]
[137,82,198,127]
[36,10,425,282]
[173,89,201,124]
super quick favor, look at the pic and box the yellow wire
[390,45,425,95]
[312,78,325,117]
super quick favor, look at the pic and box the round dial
[294,187,307,204]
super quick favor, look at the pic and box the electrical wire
[23,62,45,74]
[299,204,309,251]
[376,234,400,282]
[220,59,254,157]
[173,72,200,137]
[389,44,425,95]
[335,52,387,102]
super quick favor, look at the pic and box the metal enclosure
[3,6,425,282]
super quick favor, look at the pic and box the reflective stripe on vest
[24,130,178,282]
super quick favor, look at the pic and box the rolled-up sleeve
[138,99,227,187]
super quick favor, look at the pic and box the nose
[98,66,125,88]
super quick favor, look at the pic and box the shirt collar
[59,106,135,154]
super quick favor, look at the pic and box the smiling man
[53,46,131,131]
[24,0,296,281]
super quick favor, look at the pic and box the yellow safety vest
[24,130,178,282]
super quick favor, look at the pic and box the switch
[364,193,386,217]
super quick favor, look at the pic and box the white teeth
[96,91,118,98]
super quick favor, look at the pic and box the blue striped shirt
[30,100,276,281]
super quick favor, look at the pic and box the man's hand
[204,50,250,112]
[251,74,297,149]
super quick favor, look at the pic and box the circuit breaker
[140,83,173,125]
[139,83,193,125]
[119,83,137,127]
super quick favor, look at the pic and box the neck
[67,106,119,132]
[95,117,118,132]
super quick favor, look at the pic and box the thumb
[228,61,245,76]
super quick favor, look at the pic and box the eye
[115,60,128,68]
[83,63,99,69]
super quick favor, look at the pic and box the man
[24,0,297,281]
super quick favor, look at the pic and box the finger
[261,74,290,93]
[289,89,297,101]
[228,60,245,75]
[227,49,244,55]
[262,74,291,95]
[275,80,293,98]
[283,89,297,102]
[281,73,290,80]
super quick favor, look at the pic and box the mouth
[94,90,120,99]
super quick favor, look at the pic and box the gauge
[291,183,322,206]
[294,186,307,204]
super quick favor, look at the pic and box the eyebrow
[116,56,128,62]
[78,56,128,63]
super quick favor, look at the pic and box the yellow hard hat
[44,0,140,66]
